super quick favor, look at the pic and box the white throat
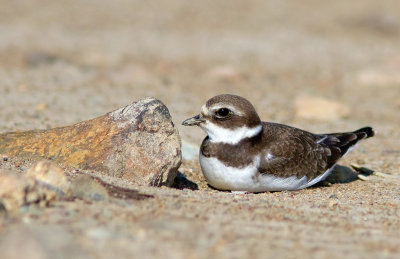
[201,122,262,145]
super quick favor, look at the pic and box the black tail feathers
[354,127,375,139]
[321,126,374,167]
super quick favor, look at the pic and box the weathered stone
[26,161,71,197]
[1,161,147,211]
[0,98,182,186]
[294,96,350,121]
[0,171,36,211]
[0,164,70,212]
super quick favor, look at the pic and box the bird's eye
[216,108,231,117]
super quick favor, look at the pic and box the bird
[182,94,374,192]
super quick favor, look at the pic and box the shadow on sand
[171,172,199,190]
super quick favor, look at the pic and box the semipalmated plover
[182,94,374,192]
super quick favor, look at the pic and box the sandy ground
[0,0,400,258]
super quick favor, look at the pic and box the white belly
[199,153,333,192]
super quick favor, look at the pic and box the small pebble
[25,161,71,197]
[357,174,369,181]
[351,164,391,180]
[329,194,338,199]
[329,200,339,207]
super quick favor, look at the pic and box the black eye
[216,108,231,117]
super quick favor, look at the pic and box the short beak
[182,114,204,126]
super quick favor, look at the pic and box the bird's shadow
[312,164,359,188]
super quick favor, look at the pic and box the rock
[0,154,9,161]
[0,98,182,186]
[0,171,36,211]
[26,161,70,197]
[294,96,350,121]
[0,163,72,212]
[329,199,339,207]
[329,194,339,199]
[70,175,109,202]
[0,162,114,212]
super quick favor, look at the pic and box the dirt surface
[0,0,399,258]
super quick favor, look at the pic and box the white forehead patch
[201,104,208,115]
[200,122,262,144]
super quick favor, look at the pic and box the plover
[182,94,374,192]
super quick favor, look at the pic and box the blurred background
[1,1,400,258]
[1,0,399,145]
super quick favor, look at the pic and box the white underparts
[199,154,335,192]
[201,122,262,145]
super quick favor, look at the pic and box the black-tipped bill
[182,114,204,126]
